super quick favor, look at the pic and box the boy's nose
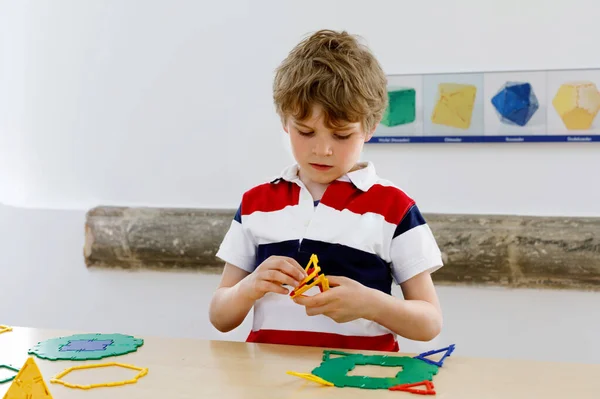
[312,138,333,156]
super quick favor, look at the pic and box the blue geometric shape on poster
[491,82,539,126]
[414,344,456,367]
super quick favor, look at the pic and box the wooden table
[0,326,598,398]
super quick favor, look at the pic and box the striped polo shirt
[216,161,443,352]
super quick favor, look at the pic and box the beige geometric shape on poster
[552,81,600,130]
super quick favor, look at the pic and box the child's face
[283,105,374,185]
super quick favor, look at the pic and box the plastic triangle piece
[3,357,53,399]
[290,254,329,299]
[414,344,455,367]
[389,380,436,395]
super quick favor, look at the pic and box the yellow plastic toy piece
[50,362,148,390]
[431,83,477,129]
[286,371,334,386]
[289,254,329,299]
[552,81,600,130]
[3,357,53,399]
[0,325,12,335]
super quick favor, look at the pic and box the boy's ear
[364,126,377,142]
[282,118,290,134]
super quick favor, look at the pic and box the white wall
[1,0,599,216]
[1,1,599,364]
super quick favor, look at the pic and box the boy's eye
[334,133,351,140]
[298,131,314,136]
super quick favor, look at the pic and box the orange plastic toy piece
[0,325,12,335]
[50,362,148,390]
[289,254,329,299]
[3,357,53,399]
[389,380,436,395]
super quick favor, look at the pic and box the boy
[209,29,443,352]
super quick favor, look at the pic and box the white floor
[0,204,598,364]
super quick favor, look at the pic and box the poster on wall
[369,68,600,143]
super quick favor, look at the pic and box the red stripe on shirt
[320,181,414,225]
[246,329,399,352]
[241,181,300,215]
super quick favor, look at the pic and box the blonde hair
[273,29,388,133]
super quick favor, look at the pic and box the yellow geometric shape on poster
[286,371,334,386]
[431,83,477,129]
[2,357,53,399]
[50,362,148,390]
[0,326,12,335]
[552,81,600,130]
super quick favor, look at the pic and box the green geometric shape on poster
[311,350,439,390]
[28,333,144,361]
[381,87,416,127]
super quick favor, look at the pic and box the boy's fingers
[264,270,300,288]
[278,258,307,280]
[284,257,308,276]
[294,291,331,308]
[305,303,333,317]
[259,280,289,295]
[325,276,346,287]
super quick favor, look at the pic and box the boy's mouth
[309,163,333,171]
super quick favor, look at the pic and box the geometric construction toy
[287,346,455,393]
[0,364,19,384]
[289,254,329,299]
[491,82,539,126]
[28,333,144,361]
[0,326,12,335]
[389,380,436,395]
[431,83,477,129]
[381,87,417,127]
[2,357,53,399]
[50,362,148,390]
[552,81,600,130]
[413,344,455,367]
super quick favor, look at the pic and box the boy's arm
[209,263,253,333]
[367,271,443,341]
[209,257,308,333]
[294,271,442,341]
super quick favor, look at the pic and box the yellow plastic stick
[286,371,334,386]
[50,362,148,390]
[290,254,329,299]
[0,325,13,335]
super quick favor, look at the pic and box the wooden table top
[0,326,598,398]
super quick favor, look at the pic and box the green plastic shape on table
[28,333,144,361]
[0,364,19,384]
[311,350,439,390]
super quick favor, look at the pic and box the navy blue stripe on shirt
[393,204,426,239]
[255,239,393,295]
[234,205,242,223]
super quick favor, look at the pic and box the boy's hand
[293,276,375,323]
[239,256,307,301]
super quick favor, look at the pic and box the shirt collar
[273,161,378,192]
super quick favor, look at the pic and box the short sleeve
[389,204,443,284]
[215,204,257,273]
